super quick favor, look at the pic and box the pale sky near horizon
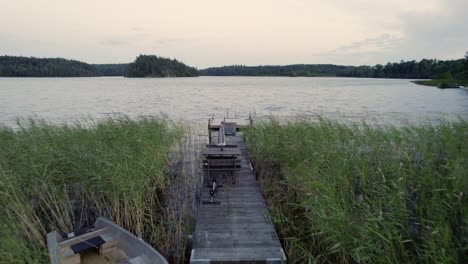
[1,0,467,68]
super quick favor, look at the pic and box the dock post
[208,118,212,144]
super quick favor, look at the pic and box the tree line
[0,56,101,77]
[464,52,468,78]
[93,63,128,76]
[199,57,468,79]
[1,54,466,79]
[0,55,197,77]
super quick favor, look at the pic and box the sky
[1,0,467,68]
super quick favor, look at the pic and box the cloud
[0,32,54,57]
[396,0,468,59]
[99,39,131,46]
[154,37,198,45]
[332,34,403,54]
[311,0,468,65]
[98,32,149,46]
[130,27,144,32]
[98,32,197,48]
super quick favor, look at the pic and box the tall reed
[158,123,206,262]
[245,118,467,263]
[0,117,193,263]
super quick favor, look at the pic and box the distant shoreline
[0,75,429,82]
[1,55,467,81]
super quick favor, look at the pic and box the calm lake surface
[1,77,467,126]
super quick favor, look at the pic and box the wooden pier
[190,133,287,263]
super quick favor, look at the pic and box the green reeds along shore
[1,116,467,263]
[413,79,468,88]
[245,118,467,263]
[0,117,201,263]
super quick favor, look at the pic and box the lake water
[1,76,467,126]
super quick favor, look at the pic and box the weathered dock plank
[191,134,287,264]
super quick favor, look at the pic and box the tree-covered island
[124,55,199,77]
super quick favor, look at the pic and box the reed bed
[0,117,203,263]
[161,123,207,262]
[245,118,467,263]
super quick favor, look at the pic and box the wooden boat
[47,217,168,264]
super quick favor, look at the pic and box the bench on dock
[202,158,241,169]
[202,144,241,185]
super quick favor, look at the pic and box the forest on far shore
[0,55,196,77]
[200,54,468,80]
[0,56,101,77]
[1,53,467,80]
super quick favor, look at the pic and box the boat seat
[57,227,120,260]
[70,236,105,254]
